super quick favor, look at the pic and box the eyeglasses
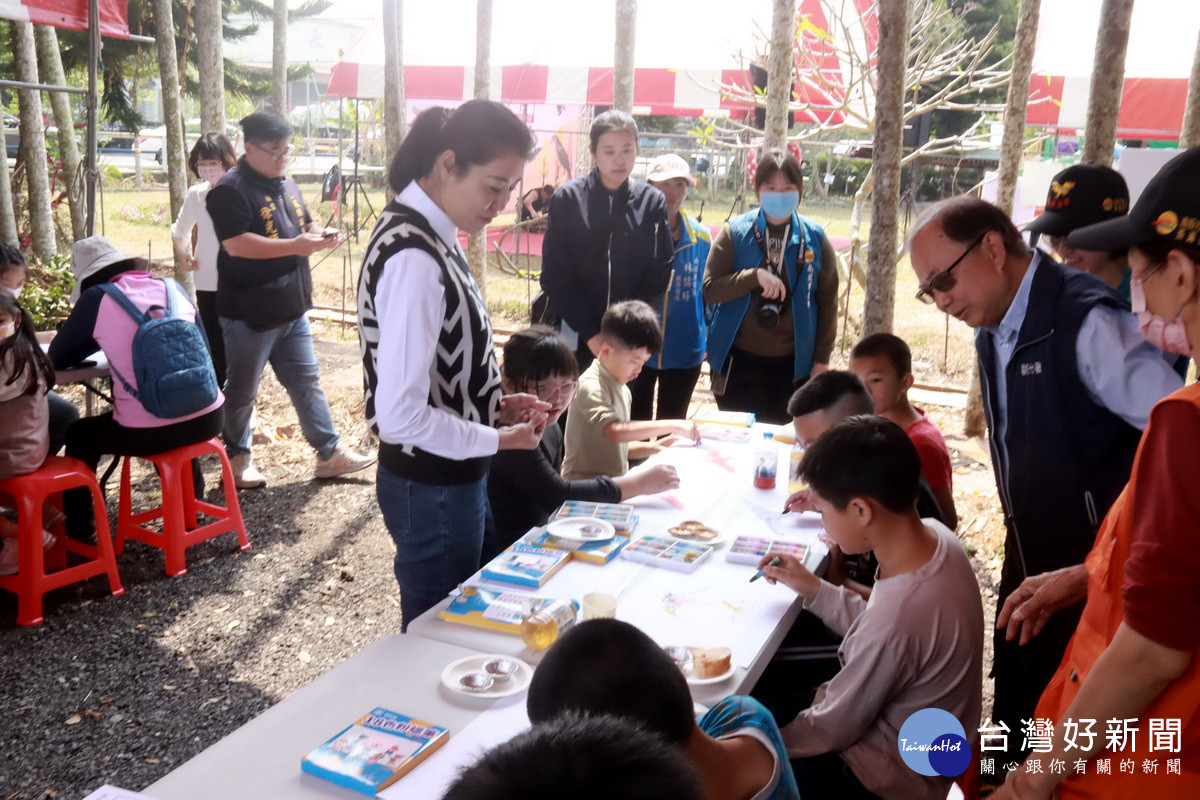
[533,379,578,402]
[1133,259,1167,286]
[251,142,292,160]
[915,232,987,305]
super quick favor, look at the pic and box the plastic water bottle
[753,432,777,489]
[520,599,581,651]
[789,441,806,494]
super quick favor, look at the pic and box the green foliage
[928,0,1019,140]
[22,253,74,330]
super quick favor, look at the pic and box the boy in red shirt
[850,333,956,528]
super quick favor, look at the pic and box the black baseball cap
[1025,163,1130,236]
[1070,147,1200,251]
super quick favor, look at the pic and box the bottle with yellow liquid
[789,442,807,494]
[519,599,581,651]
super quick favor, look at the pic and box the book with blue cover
[301,707,450,795]
[530,528,630,565]
[438,586,561,633]
[480,542,571,588]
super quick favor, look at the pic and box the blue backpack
[98,279,219,419]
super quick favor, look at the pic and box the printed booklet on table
[301,707,450,796]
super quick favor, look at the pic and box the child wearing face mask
[0,292,59,574]
[0,244,80,458]
[172,132,237,386]
[0,244,28,302]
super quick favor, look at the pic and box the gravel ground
[1,335,400,800]
[0,330,1006,800]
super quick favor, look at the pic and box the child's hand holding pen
[755,552,822,600]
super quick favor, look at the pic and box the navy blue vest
[977,259,1141,590]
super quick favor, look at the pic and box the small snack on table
[668,520,720,542]
[457,671,495,693]
[691,646,733,679]
[663,645,694,669]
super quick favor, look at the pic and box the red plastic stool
[115,438,250,576]
[0,456,125,626]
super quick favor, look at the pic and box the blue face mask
[759,191,799,220]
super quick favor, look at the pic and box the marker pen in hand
[750,556,782,583]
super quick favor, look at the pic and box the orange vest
[1035,386,1200,798]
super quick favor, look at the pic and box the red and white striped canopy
[0,0,129,38]
[325,0,784,117]
[1026,0,1200,138]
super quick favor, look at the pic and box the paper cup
[582,592,618,620]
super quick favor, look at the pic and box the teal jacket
[706,208,827,380]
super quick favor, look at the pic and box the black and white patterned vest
[358,199,502,484]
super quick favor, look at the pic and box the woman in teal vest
[702,149,839,424]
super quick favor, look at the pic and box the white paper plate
[679,649,737,685]
[544,516,616,544]
[441,654,534,699]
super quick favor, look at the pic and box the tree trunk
[763,0,795,150]
[271,0,288,114]
[862,0,908,337]
[196,0,226,134]
[994,0,1040,214]
[1082,0,1134,166]
[13,21,55,259]
[0,128,17,244]
[34,24,86,242]
[468,0,494,298]
[964,370,987,437]
[613,0,636,114]
[153,0,194,291]
[132,56,143,186]
[1182,28,1200,150]
[847,166,873,290]
[383,0,405,166]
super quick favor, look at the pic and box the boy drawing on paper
[562,300,699,480]
[759,416,982,800]
[849,333,957,528]
[527,618,800,800]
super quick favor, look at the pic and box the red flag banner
[0,0,130,38]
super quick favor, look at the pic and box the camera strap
[752,219,806,295]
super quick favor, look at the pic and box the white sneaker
[315,446,377,479]
[231,453,267,489]
[0,530,56,576]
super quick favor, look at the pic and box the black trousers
[196,290,227,387]
[47,390,79,456]
[628,364,703,421]
[791,750,883,800]
[63,407,224,539]
[714,347,804,425]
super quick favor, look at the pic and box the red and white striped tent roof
[326,0,786,117]
[0,0,129,37]
[1026,0,1200,139]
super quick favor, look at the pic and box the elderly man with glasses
[207,111,374,489]
[906,195,1181,770]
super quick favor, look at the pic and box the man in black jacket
[207,112,374,488]
[539,110,673,370]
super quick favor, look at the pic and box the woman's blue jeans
[376,465,487,631]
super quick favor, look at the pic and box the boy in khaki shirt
[563,300,698,480]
